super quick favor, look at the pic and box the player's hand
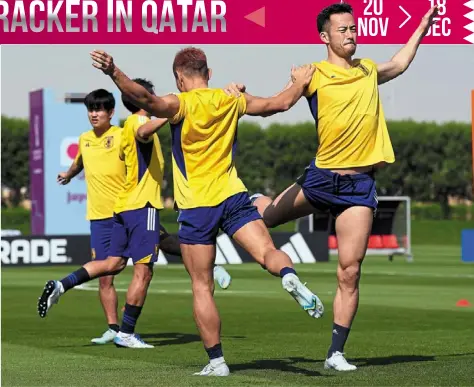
[90,50,115,75]
[291,64,316,87]
[57,172,71,185]
[420,6,439,35]
[223,82,246,97]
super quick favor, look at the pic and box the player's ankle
[205,343,224,364]
[279,267,297,278]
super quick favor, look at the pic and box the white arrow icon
[399,6,411,28]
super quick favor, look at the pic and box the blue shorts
[90,218,114,260]
[109,206,160,264]
[297,159,378,217]
[177,192,262,245]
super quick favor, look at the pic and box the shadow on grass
[230,353,474,376]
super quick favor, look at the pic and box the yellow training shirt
[113,114,164,213]
[169,88,248,209]
[305,58,395,169]
[74,126,125,220]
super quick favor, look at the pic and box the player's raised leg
[228,193,323,318]
[37,256,126,318]
[251,182,315,229]
[112,206,158,349]
[324,206,372,371]
[159,224,232,290]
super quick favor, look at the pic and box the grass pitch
[2,244,474,386]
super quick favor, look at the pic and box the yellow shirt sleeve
[304,64,320,98]
[237,94,247,117]
[169,93,186,124]
[74,135,83,165]
[125,115,152,143]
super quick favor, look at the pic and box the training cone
[456,299,471,307]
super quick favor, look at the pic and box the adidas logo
[279,232,317,263]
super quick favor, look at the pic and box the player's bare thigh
[256,184,315,228]
[180,244,216,287]
[335,206,374,268]
[232,219,276,265]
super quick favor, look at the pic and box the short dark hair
[84,89,115,112]
[173,47,209,79]
[121,78,155,113]
[317,3,353,33]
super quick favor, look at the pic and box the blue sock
[205,343,223,360]
[280,267,297,278]
[327,323,350,358]
[121,304,143,334]
[60,267,90,292]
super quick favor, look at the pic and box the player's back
[78,126,125,220]
[305,59,394,169]
[169,88,247,209]
[113,114,164,213]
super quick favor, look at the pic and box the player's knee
[105,256,126,273]
[133,264,154,284]
[337,263,361,291]
[191,273,214,294]
[99,276,114,289]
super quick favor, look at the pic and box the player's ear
[208,68,213,81]
[320,31,330,44]
[108,109,115,119]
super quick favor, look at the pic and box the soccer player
[56,89,129,344]
[40,84,168,348]
[90,48,324,376]
[230,3,439,371]
[121,79,233,290]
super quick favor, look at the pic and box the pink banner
[0,0,472,44]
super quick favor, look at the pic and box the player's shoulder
[80,129,95,141]
[110,125,123,133]
[124,114,149,126]
[354,58,377,72]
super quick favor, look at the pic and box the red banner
[0,0,472,44]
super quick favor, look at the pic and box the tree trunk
[439,195,451,220]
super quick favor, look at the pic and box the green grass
[2,245,474,386]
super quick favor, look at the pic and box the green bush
[2,116,472,219]
[1,207,30,235]
[411,204,474,220]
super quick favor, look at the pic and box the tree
[1,116,30,204]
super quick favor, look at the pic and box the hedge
[2,116,472,219]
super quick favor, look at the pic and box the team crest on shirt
[104,136,114,149]
[91,248,96,260]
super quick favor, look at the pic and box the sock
[280,267,297,278]
[120,303,143,334]
[60,267,90,292]
[108,324,119,332]
[205,343,224,365]
[327,323,351,358]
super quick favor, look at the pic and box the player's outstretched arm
[377,6,439,85]
[57,160,83,185]
[90,50,180,119]
[244,65,315,117]
[136,118,169,141]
